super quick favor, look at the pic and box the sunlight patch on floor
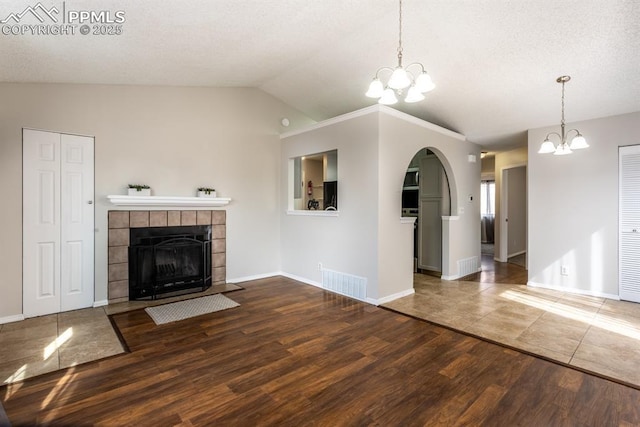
[501,289,640,341]
[41,367,77,411]
[44,327,73,360]
[4,365,27,387]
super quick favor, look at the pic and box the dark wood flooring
[3,276,640,425]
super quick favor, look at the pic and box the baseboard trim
[442,267,481,281]
[93,300,109,308]
[527,281,620,300]
[228,271,415,307]
[280,272,323,288]
[227,272,282,284]
[370,288,415,306]
[508,250,526,258]
[0,314,25,325]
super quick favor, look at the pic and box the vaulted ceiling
[1,0,639,149]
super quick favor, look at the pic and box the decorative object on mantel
[197,187,217,198]
[128,184,151,196]
[107,195,231,207]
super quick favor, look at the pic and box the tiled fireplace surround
[108,210,226,302]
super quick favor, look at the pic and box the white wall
[280,111,380,294]
[528,111,640,298]
[0,83,312,320]
[280,106,481,303]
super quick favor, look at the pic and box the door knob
[88,201,93,204]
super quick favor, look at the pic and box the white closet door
[60,134,94,311]
[23,129,95,317]
[23,129,62,317]
[619,145,640,302]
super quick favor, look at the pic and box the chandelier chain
[561,79,565,128]
[397,0,403,65]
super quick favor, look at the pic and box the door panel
[620,145,640,302]
[60,133,94,312]
[23,130,94,317]
[23,129,61,317]
[37,242,56,298]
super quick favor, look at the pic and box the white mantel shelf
[107,195,231,207]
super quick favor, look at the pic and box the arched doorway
[402,148,452,276]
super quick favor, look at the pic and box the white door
[60,134,94,311]
[23,130,61,316]
[23,129,94,317]
[619,145,640,302]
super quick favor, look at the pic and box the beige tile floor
[0,307,123,385]
[383,274,640,388]
[0,283,242,385]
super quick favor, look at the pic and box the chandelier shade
[405,85,425,103]
[365,79,384,98]
[538,76,589,156]
[379,88,399,105]
[365,0,435,105]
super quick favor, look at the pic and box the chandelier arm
[405,62,426,72]
[545,132,562,142]
[565,128,582,139]
[373,66,395,79]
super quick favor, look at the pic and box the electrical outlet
[561,265,569,276]
[318,262,323,271]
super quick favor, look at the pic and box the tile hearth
[0,283,243,385]
[0,307,123,385]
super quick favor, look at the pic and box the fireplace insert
[129,225,212,300]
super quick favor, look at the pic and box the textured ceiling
[1,0,639,148]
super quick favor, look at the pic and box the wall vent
[458,256,479,278]
[322,269,367,301]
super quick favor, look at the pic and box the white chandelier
[538,76,588,155]
[365,0,435,105]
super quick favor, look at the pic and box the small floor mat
[145,294,239,325]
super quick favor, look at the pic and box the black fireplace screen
[129,225,212,300]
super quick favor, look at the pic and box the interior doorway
[401,148,451,277]
[480,179,496,256]
[499,165,527,268]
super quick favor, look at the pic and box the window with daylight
[480,180,495,243]
[481,180,495,216]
